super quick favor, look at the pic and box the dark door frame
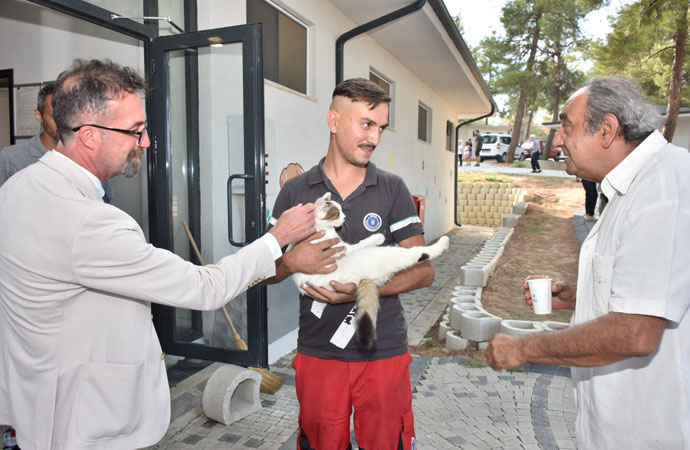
[24,0,270,368]
[149,24,268,366]
[0,69,15,146]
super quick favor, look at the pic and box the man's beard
[123,149,141,178]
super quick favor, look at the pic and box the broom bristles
[251,367,284,394]
[181,220,285,395]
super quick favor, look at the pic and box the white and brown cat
[293,192,449,349]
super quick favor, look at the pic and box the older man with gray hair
[485,76,690,449]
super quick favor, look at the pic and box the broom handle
[181,220,240,336]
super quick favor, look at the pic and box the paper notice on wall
[14,84,41,137]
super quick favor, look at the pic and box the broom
[182,220,284,394]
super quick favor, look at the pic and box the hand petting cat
[282,231,343,276]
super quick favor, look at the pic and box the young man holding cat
[266,78,433,450]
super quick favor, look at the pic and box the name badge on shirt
[330,305,357,349]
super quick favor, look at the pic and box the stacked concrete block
[457,182,527,227]
[512,202,528,215]
[445,330,470,350]
[541,321,570,331]
[499,319,544,336]
[459,227,514,287]
[459,310,502,342]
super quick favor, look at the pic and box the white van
[478,133,512,163]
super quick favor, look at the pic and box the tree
[476,0,591,163]
[493,0,544,163]
[590,0,690,141]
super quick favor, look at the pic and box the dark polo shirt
[270,159,424,361]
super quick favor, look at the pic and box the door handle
[227,173,254,247]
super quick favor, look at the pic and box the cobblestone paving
[147,227,579,449]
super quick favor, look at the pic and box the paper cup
[527,277,552,315]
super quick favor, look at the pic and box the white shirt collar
[51,150,106,198]
[600,130,667,201]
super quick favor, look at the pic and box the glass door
[150,24,268,368]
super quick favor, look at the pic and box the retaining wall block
[459,311,502,342]
[499,319,545,336]
[445,330,470,350]
[541,321,571,332]
[513,202,528,215]
[502,214,520,228]
[438,320,451,340]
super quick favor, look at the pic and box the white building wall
[241,0,458,242]
[671,115,690,151]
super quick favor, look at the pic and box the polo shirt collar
[601,130,666,200]
[308,157,378,188]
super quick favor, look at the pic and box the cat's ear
[322,192,331,201]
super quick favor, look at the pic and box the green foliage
[470,0,593,146]
[424,338,438,348]
[588,0,690,106]
[513,160,528,168]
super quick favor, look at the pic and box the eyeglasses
[72,123,148,146]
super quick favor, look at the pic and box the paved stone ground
[147,226,580,449]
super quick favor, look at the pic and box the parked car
[517,139,563,161]
[478,133,512,163]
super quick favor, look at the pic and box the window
[369,69,394,127]
[247,0,307,94]
[418,102,431,143]
[446,120,454,151]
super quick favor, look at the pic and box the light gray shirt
[0,135,114,198]
[0,135,46,187]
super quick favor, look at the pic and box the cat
[292,192,450,349]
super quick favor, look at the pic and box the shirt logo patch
[363,213,382,232]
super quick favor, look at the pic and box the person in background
[474,129,483,166]
[528,134,542,173]
[485,76,690,449]
[0,82,114,199]
[0,82,59,186]
[581,178,597,220]
[465,139,472,166]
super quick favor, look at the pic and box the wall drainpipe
[336,0,426,84]
[454,106,496,227]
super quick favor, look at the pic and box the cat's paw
[370,233,385,246]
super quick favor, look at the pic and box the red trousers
[292,352,416,450]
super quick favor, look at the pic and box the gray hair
[582,76,661,143]
[36,82,56,114]
[52,59,146,141]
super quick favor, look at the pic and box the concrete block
[513,202,528,215]
[460,264,490,286]
[202,364,262,425]
[449,304,464,330]
[438,320,451,340]
[502,214,520,228]
[478,341,490,351]
[460,311,502,342]
[541,321,570,332]
[445,330,470,350]
[500,319,544,336]
[450,295,476,307]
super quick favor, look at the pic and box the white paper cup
[527,277,552,315]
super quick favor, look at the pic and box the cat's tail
[356,279,379,350]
